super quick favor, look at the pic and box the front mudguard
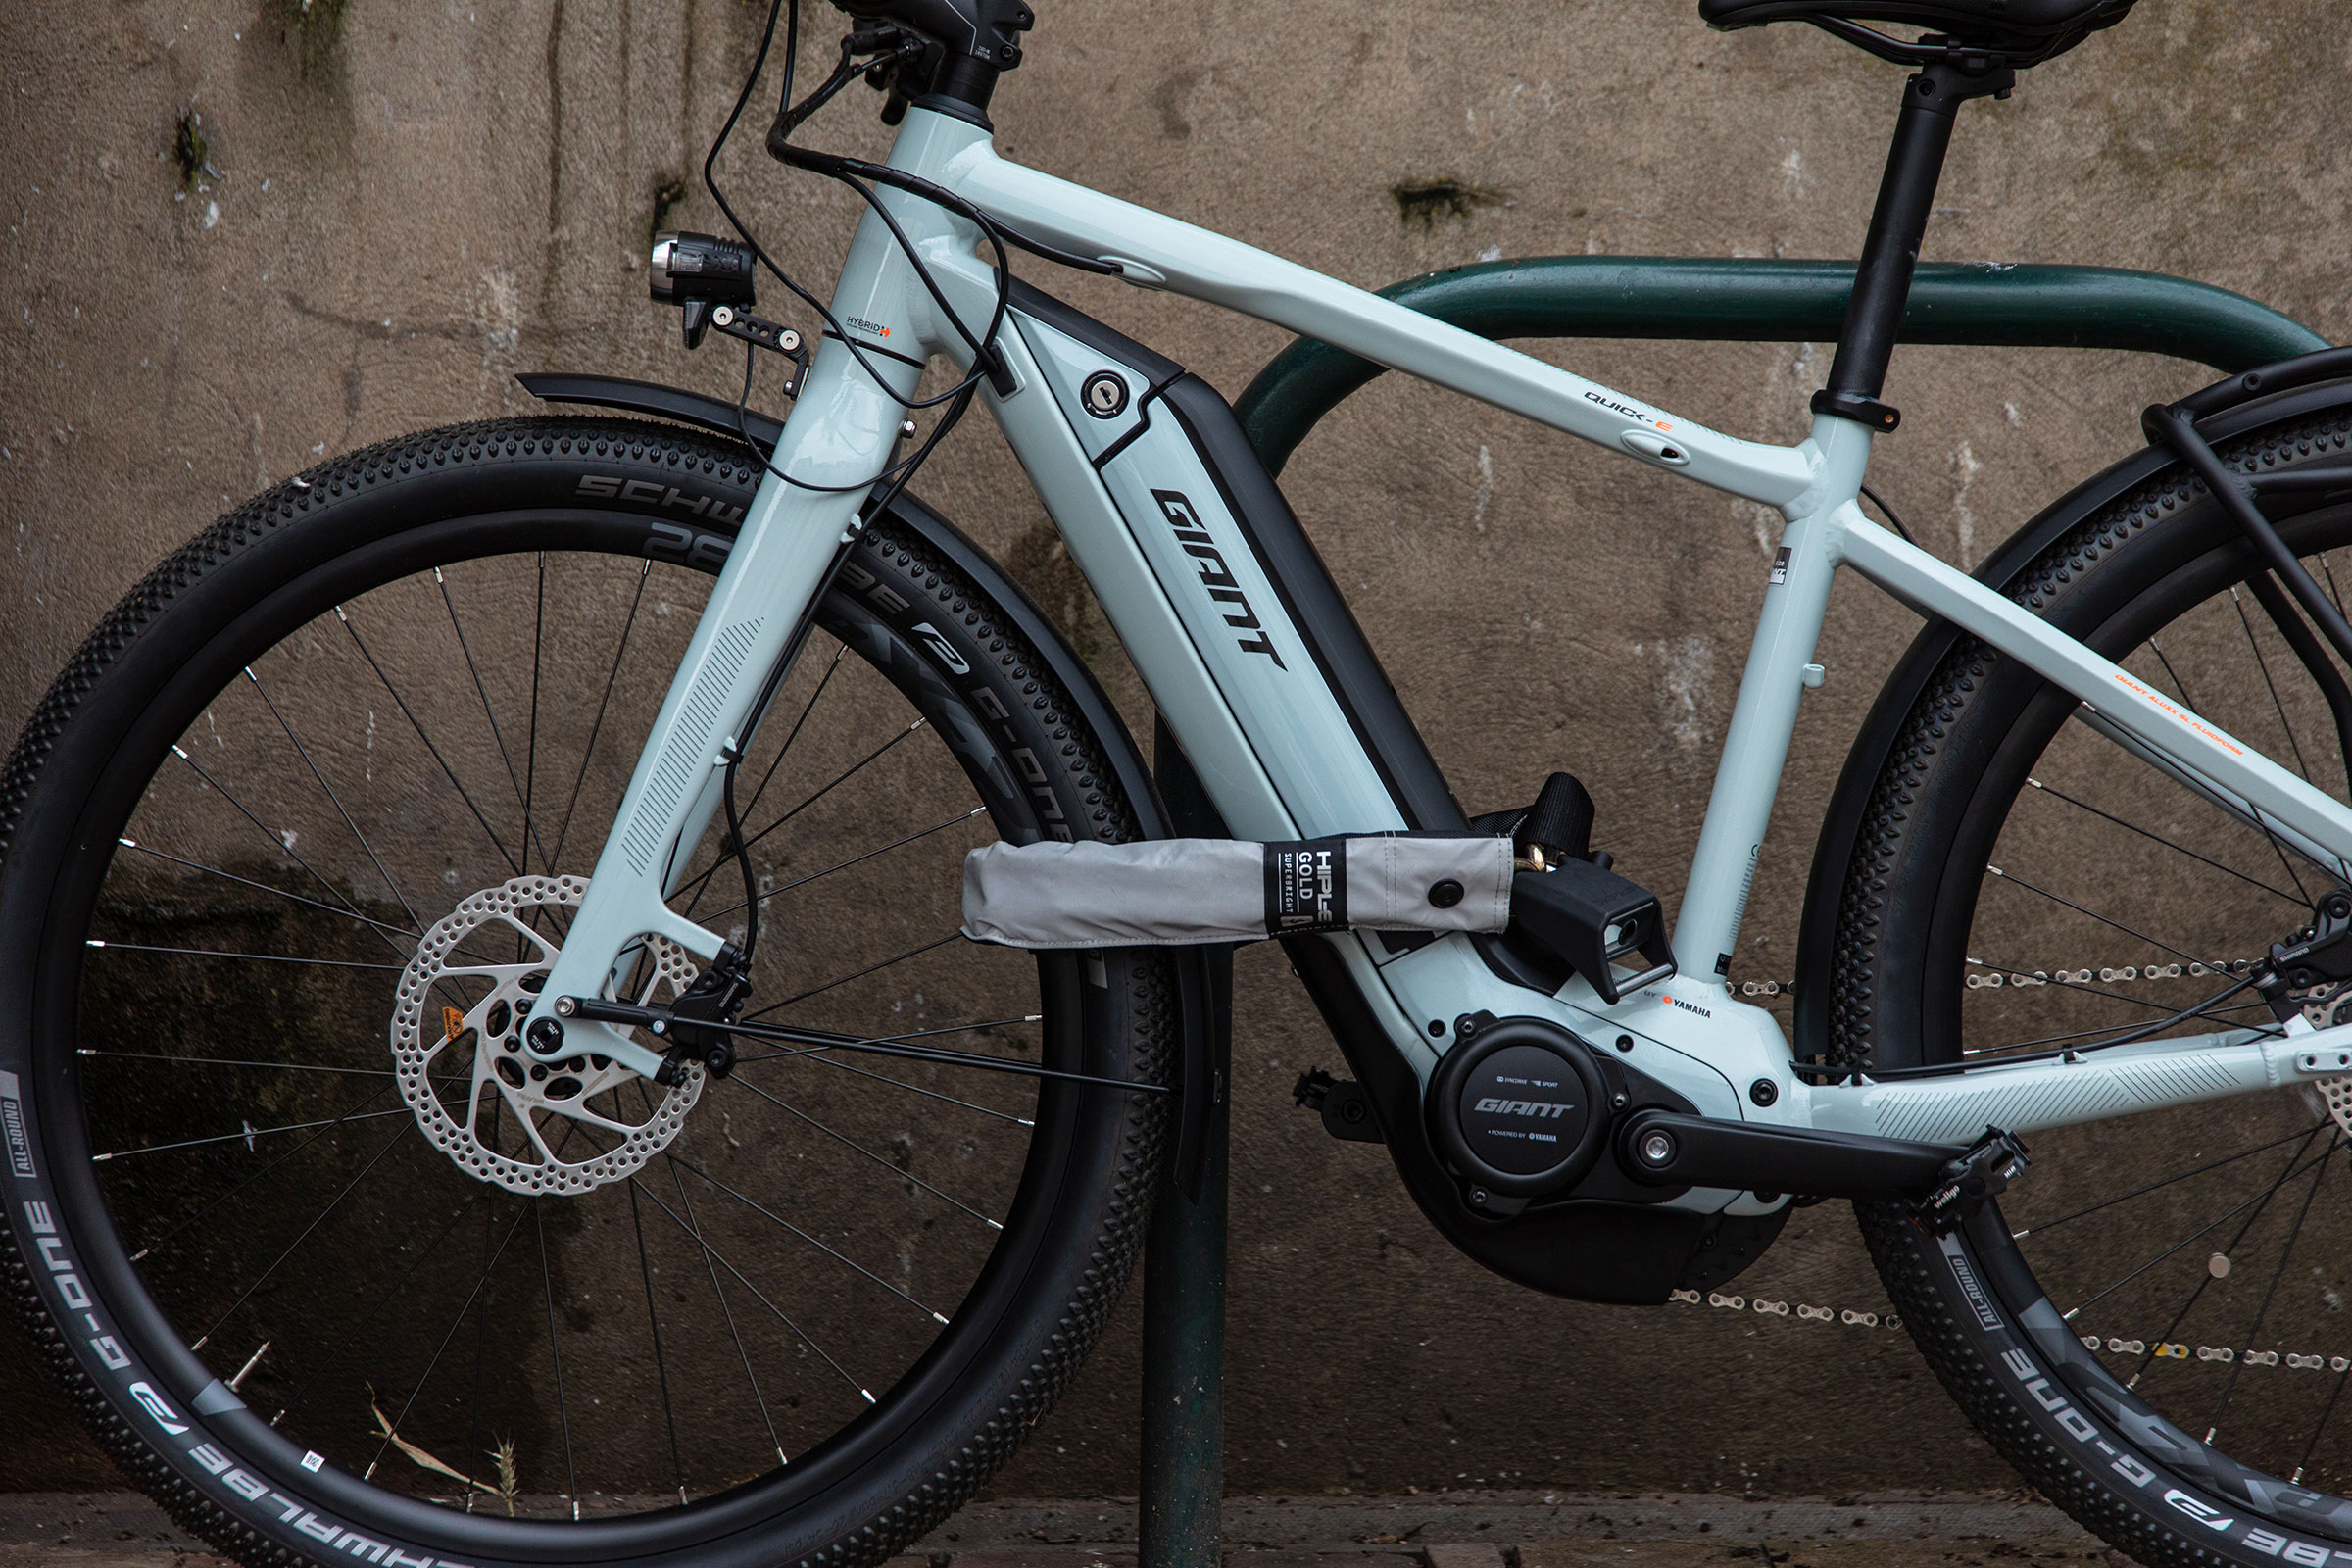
[1795,361,2352,1059]
[516,371,1221,1196]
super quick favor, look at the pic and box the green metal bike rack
[1233,258,2328,476]
[1137,255,2330,1568]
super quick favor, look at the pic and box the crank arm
[1619,1108,1967,1200]
[558,995,1169,1095]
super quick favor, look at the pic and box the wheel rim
[49,514,1091,1532]
[1913,502,2352,1506]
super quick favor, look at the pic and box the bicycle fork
[514,198,937,1082]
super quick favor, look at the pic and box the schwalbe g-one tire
[1836,406,2352,1567]
[0,416,1174,1568]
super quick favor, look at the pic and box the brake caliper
[662,941,755,1080]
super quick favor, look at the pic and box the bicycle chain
[1727,956,2267,998]
[1668,1288,2352,1376]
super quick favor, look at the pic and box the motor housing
[1426,1016,1609,1202]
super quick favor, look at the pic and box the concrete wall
[2,0,2346,1498]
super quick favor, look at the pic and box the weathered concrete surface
[1,0,2348,1509]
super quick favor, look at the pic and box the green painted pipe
[1235,257,2331,475]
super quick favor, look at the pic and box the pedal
[1293,1068,1381,1144]
[1919,1126,2031,1234]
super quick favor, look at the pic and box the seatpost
[1814,55,2016,433]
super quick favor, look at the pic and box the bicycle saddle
[1699,0,2134,65]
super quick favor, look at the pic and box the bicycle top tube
[876,110,1828,513]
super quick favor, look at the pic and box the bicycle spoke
[701,806,986,922]
[2075,1128,2329,1325]
[549,562,652,872]
[192,1114,416,1348]
[243,665,427,933]
[436,570,553,876]
[637,1169,870,1414]
[2011,1127,2319,1240]
[710,1014,1152,1095]
[122,1079,400,1258]
[167,743,410,949]
[738,643,848,826]
[800,1050,1036,1127]
[533,1200,581,1520]
[625,1179,690,1504]
[80,1049,396,1077]
[463,1100,502,1512]
[2321,551,2352,624]
[368,1200,532,1490]
[336,604,521,876]
[1982,863,2220,969]
[730,1014,1043,1066]
[656,1159,790,1466]
[2021,775,2300,905]
[85,939,403,971]
[669,1152,950,1325]
[91,1105,414,1162]
[2297,1249,2352,1487]
[677,718,928,914]
[2123,1133,2330,1392]
[2203,1134,2334,1444]
[742,933,962,1021]
[348,1182,500,1483]
[117,839,418,945]
[524,555,545,872]
[2230,584,2317,784]
[723,1073,1004,1231]
[2148,634,2313,903]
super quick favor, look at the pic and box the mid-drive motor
[1426,1016,1609,1202]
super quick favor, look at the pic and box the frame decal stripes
[620,618,763,875]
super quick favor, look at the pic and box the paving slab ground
[0,1491,2133,1567]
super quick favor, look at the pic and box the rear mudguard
[1795,366,2352,1058]
[517,372,1219,1193]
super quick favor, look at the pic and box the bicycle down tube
[520,102,2352,1193]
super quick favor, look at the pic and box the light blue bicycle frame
[521,105,2352,1217]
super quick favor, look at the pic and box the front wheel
[1838,405,2352,1565]
[0,416,1173,1568]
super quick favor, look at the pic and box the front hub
[391,874,703,1195]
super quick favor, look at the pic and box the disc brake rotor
[391,874,701,1196]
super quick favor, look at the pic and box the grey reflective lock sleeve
[960,834,1513,948]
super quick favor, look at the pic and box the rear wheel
[1839,407,2352,1565]
[0,416,1173,1567]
